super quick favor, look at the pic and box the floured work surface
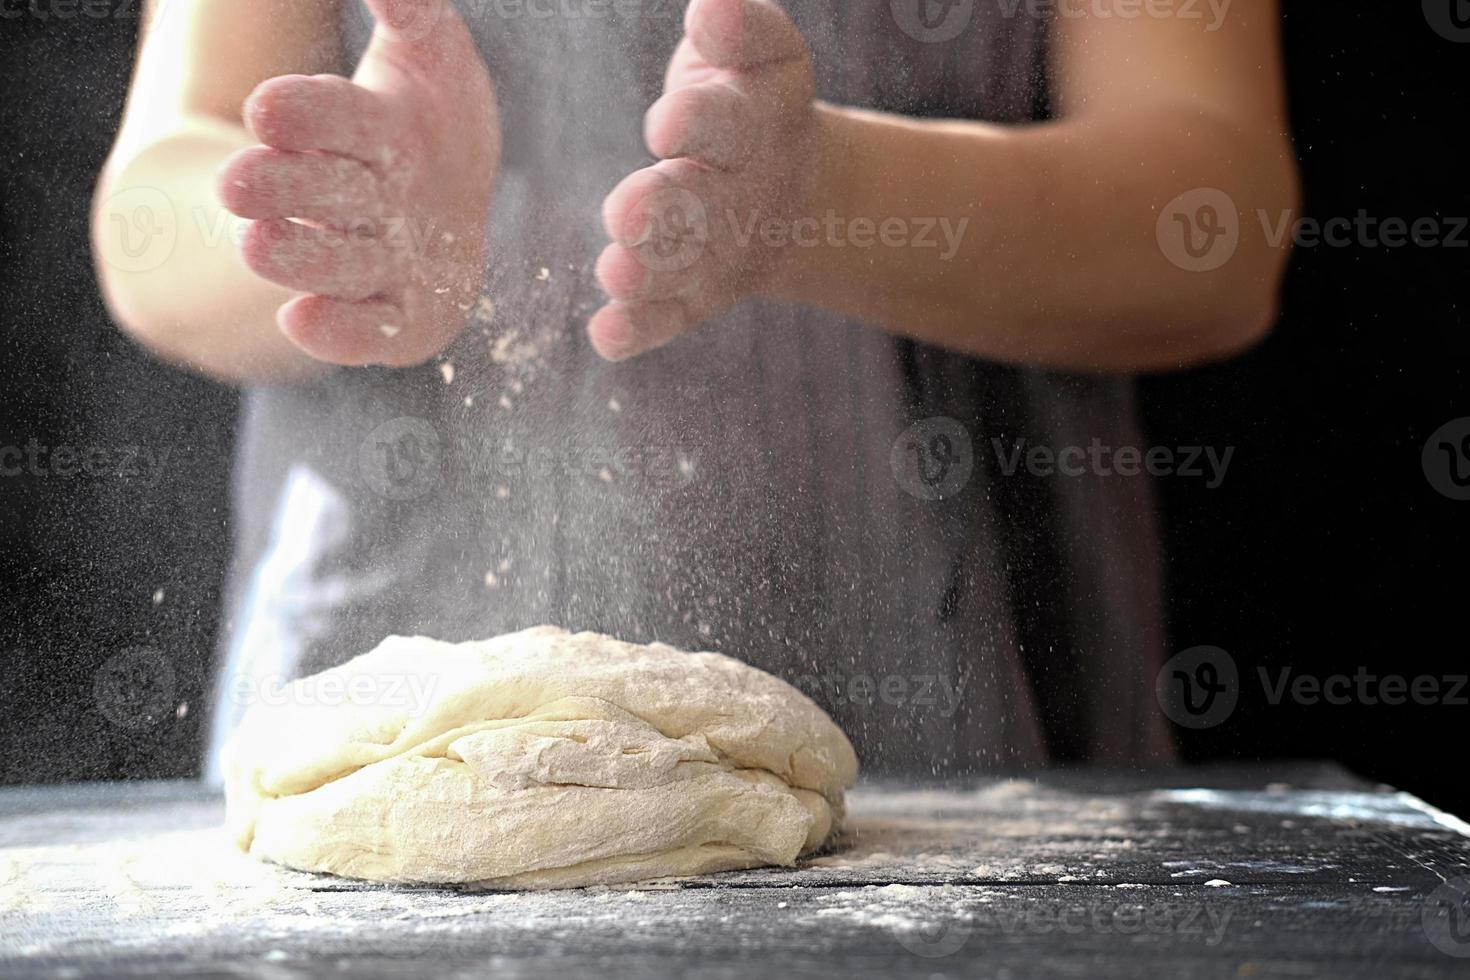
[1,764,1468,979]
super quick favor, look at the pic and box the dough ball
[223,626,858,888]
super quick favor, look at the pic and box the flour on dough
[223,626,858,889]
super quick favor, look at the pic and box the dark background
[1,4,1466,814]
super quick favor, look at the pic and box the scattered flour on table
[0,825,741,958]
[805,884,975,933]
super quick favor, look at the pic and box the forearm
[91,0,351,384]
[92,117,325,384]
[770,102,1298,373]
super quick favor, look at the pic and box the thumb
[361,0,449,46]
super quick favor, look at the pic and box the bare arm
[593,0,1299,373]
[92,0,343,382]
[93,0,499,384]
[780,1,1299,371]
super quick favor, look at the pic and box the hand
[590,0,818,361]
[217,0,499,367]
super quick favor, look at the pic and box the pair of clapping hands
[218,0,818,367]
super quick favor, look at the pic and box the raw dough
[223,626,858,889]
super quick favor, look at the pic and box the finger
[684,0,806,72]
[244,74,395,167]
[644,82,753,169]
[278,294,423,367]
[242,218,401,300]
[218,147,381,225]
[588,299,705,362]
[594,242,648,301]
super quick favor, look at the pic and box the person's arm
[592,0,1299,373]
[93,0,499,384]
[92,0,342,382]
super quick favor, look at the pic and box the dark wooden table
[2,763,1468,978]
